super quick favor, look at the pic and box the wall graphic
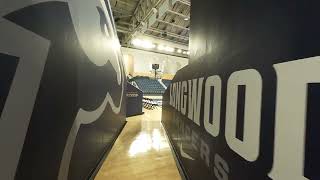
[0,0,126,179]
[162,0,320,180]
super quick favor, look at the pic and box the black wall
[0,0,126,179]
[126,82,143,117]
[162,0,320,180]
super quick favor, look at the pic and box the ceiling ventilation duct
[171,0,178,5]
[148,8,157,27]
[158,0,170,18]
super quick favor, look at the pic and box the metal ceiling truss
[148,27,188,40]
[176,0,190,6]
[166,9,190,19]
[143,33,189,46]
[116,25,189,42]
[122,0,190,46]
[115,0,135,7]
[156,19,189,31]
[112,7,132,17]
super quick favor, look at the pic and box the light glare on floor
[128,128,168,157]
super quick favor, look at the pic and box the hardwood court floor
[94,108,181,180]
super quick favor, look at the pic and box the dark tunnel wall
[0,0,126,179]
[162,0,320,180]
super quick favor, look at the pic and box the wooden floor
[94,108,181,180]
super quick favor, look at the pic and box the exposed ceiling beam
[133,0,144,15]
[117,26,132,33]
[114,14,133,19]
[112,8,132,16]
[113,0,190,47]
[143,34,189,46]
[177,0,190,6]
[117,21,134,27]
[117,25,188,41]
[147,28,189,40]
[156,19,189,30]
[115,0,134,7]
[116,26,188,46]
[123,0,163,44]
[166,9,189,19]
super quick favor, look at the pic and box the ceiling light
[132,39,142,47]
[132,39,155,49]
[187,51,190,55]
[177,49,182,53]
[141,40,155,49]
[157,45,175,53]
[157,45,165,51]
[184,17,189,21]
[164,46,174,52]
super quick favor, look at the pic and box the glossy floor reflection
[95,108,181,180]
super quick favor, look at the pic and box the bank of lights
[131,38,189,55]
[182,51,190,55]
[157,45,174,52]
[132,39,156,49]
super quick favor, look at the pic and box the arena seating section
[162,79,171,88]
[143,98,160,110]
[132,76,165,95]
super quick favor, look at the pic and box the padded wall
[162,0,320,179]
[126,82,143,117]
[0,0,126,179]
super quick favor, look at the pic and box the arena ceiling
[109,0,190,56]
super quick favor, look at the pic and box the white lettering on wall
[204,75,222,137]
[225,69,262,162]
[187,78,204,126]
[181,81,188,115]
[268,57,320,180]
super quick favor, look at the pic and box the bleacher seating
[162,79,171,88]
[132,76,165,95]
[143,98,160,110]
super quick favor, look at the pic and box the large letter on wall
[225,69,262,162]
[188,78,204,126]
[181,81,188,115]
[204,75,221,137]
[175,82,181,111]
[170,83,176,107]
[268,57,320,180]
